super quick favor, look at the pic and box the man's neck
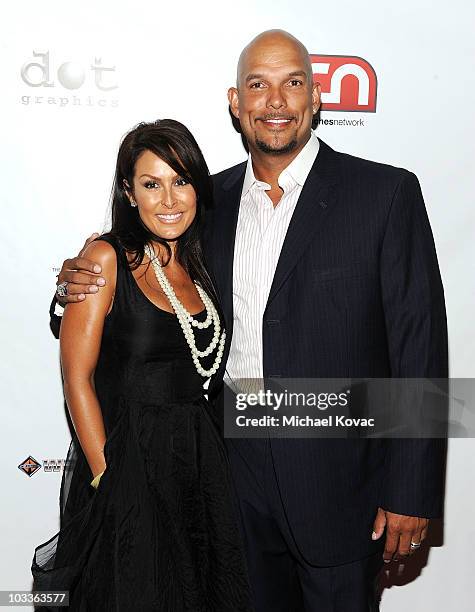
[249,134,311,189]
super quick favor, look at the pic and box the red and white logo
[310,55,377,112]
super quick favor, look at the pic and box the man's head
[228,30,320,158]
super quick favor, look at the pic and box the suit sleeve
[379,170,448,518]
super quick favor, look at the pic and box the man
[52,30,447,611]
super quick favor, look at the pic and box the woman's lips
[156,212,183,224]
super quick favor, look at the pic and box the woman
[32,120,252,611]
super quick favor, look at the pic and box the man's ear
[312,81,322,115]
[228,87,240,119]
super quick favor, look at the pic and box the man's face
[228,37,320,157]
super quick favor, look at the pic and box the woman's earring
[130,200,137,207]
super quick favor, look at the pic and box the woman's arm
[59,239,117,479]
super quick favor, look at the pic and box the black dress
[32,234,252,611]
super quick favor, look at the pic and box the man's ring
[56,281,69,298]
[410,541,421,549]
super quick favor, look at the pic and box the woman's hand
[90,469,106,489]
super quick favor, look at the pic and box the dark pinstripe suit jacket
[204,138,448,566]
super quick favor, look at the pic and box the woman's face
[127,149,197,242]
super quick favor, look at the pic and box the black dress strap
[92,233,135,316]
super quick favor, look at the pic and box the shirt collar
[242,131,320,197]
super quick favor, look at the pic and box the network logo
[310,55,377,113]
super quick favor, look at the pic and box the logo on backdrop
[18,456,42,477]
[20,50,119,109]
[18,455,66,477]
[310,54,377,112]
[310,54,377,128]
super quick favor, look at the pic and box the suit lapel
[265,139,339,307]
[211,163,246,331]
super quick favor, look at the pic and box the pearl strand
[144,243,226,377]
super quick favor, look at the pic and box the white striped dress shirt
[225,133,320,382]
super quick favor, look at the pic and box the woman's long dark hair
[106,119,220,314]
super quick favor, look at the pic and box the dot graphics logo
[20,50,119,109]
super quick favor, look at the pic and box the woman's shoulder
[92,232,122,251]
[81,235,119,281]
[83,235,118,261]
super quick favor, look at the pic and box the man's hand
[372,507,428,562]
[56,233,106,304]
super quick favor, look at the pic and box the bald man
[52,30,447,612]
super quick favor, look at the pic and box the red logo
[310,55,377,113]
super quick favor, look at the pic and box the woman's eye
[175,177,189,186]
[144,181,159,189]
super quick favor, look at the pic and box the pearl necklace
[144,243,226,378]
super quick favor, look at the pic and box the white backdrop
[1,1,474,609]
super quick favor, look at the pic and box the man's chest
[232,191,299,298]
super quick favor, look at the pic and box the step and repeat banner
[1,1,474,610]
